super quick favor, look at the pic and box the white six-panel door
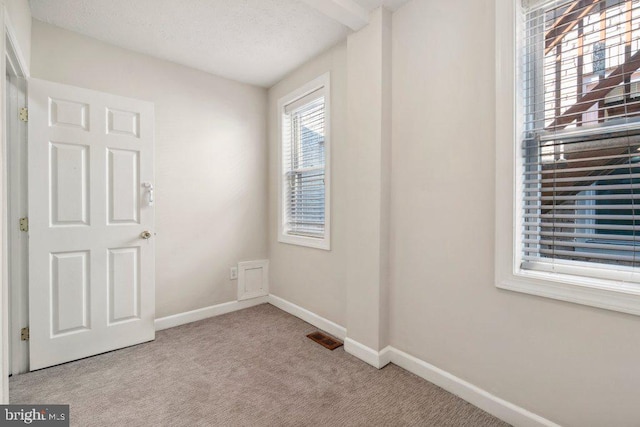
[28,78,155,370]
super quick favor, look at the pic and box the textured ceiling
[29,0,405,88]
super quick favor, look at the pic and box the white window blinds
[522,0,640,274]
[282,89,326,239]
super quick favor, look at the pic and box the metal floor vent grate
[307,331,343,350]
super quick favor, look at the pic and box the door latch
[19,217,28,232]
[142,182,154,206]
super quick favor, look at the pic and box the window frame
[277,73,331,250]
[495,0,640,316]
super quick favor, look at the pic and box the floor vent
[307,331,343,350]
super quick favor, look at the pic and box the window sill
[278,233,330,251]
[497,269,640,316]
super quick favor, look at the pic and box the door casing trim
[1,5,29,403]
[6,44,28,376]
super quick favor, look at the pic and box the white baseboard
[378,345,392,367]
[267,294,346,340]
[344,338,392,369]
[389,348,560,427]
[266,296,388,369]
[155,296,268,331]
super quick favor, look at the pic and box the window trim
[277,73,331,250]
[495,0,640,316]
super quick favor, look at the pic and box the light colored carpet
[10,304,509,427]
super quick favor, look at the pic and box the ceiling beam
[301,0,369,31]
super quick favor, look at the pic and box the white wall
[31,20,268,318]
[389,0,640,426]
[267,42,348,327]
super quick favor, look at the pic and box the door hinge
[19,107,28,122]
[19,217,28,232]
[20,327,29,341]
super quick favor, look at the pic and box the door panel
[106,108,139,138]
[107,149,139,224]
[50,142,89,226]
[50,251,90,335]
[28,78,155,370]
[108,247,140,324]
[49,98,89,130]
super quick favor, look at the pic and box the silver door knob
[140,231,152,239]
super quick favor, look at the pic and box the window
[523,0,640,277]
[277,73,330,250]
[495,0,640,315]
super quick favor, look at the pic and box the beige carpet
[10,304,509,426]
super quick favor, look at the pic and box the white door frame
[1,5,29,403]
[6,24,27,376]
